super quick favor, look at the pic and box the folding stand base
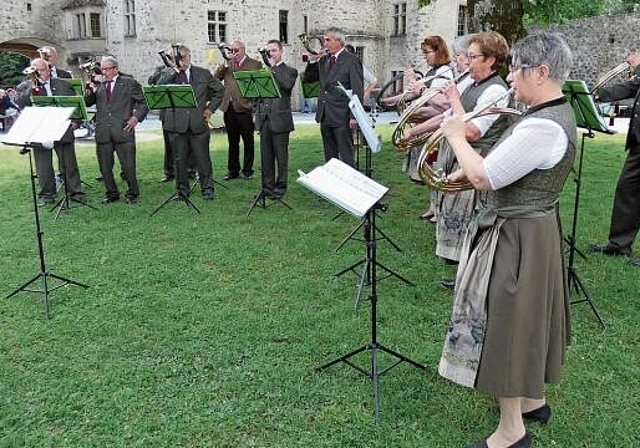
[50,195,98,221]
[246,188,291,218]
[6,271,88,320]
[151,191,201,217]
[568,266,605,328]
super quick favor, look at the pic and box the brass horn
[396,66,454,115]
[417,88,522,192]
[217,43,232,62]
[298,33,323,56]
[158,49,174,67]
[37,46,53,62]
[592,61,633,93]
[23,66,38,80]
[258,47,271,67]
[392,69,468,152]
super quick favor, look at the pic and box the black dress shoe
[628,257,640,266]
[202,190,215,200]
[223,173,239,180]
[101,196,120,204]
[242,173,253,180]
[159,175,174,183]
[467,432,531,448]
[125,196,138,204]
[590,243,631,257]
[440,279,456,289]
[522,403,551,424]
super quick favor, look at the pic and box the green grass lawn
[0,125,638,447]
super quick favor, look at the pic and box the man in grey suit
[303,27,364,167]
[18,58,86,206]
[85,56,148,204]
[254,40,298,199]
[158,45,225,200]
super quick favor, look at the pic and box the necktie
[329,55,336,70]
[233,61,241,70]
[106,80,112,101]
[176,70,188,84]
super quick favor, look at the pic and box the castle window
[392,3,407,36]
[124,0,136,37]
[207,10,227,44]
[279,10,289,44]
[90,13,102,38]
[75,13,87,39]
[355,46,364,61]
[303,15,308,34]
[457,5,467,36]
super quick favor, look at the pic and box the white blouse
[483,117,569,191]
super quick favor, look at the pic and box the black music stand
[235,70,291,217]
[562,79,608,327]
[31,95,98,219]
[2,107,89,319]
[299,158,425,425]
[143,84,202,216]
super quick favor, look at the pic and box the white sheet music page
[297,158,388,218]
[2,106,73,147]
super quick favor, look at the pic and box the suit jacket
[53,67,72,79]
[254,62,298,134]
[215,56,262,113]
[304,50,364,127]
[157,65,224,134]
[599,65,640,151]
[18,77,77,144]
[85,74,149,144]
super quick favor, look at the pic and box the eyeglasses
[101,66,116,71]
[508,64,539,74]
[466,53,485,61]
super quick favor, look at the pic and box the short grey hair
[452,35,471,54]
[101,55,119,68]
[510,32,573,83]
[325,27,346,46]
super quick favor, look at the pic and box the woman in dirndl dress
[438,32,576,448]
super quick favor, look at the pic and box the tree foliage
[0,52,30,88]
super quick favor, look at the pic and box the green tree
[0,52,30,88]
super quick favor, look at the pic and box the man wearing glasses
[215,40,262,181]
[86,56,148,204]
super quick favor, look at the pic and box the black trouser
[97,139,138,199]
[224,104,255,177]
[168,130,213,197]
[260,119,290,196]
[34,141,84,200]
[163,129,196,177]
[320,121,354,167]
[608,146,640,251]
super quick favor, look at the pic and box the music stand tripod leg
[246,189,267,217]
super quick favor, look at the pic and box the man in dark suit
[215,39,262,180]
[18,58,85,206]
[254,40,298,199]
[85,56,148,204]
[592,52,640,266]
[158,45,225,200]
[303,27,364,167]
[39,46,72,79]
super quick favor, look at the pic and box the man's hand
[349,119,357,130]
[203,109,213,120]
[627,53,640,70]
[124,116,139,132]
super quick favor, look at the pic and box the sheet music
[297,158,388,218]
[337,81,383,153]
[2,107,73,147]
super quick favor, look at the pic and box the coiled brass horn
[37,46,53,62]
[395,66,454,115]
[158,49,174,67]
[298,33,323,56]
[591,61,634,93]
[258,47,271,67]
[217,43,232,62]
[23,66,38,80]
[417,88,522,192]
[392,69,468,152]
